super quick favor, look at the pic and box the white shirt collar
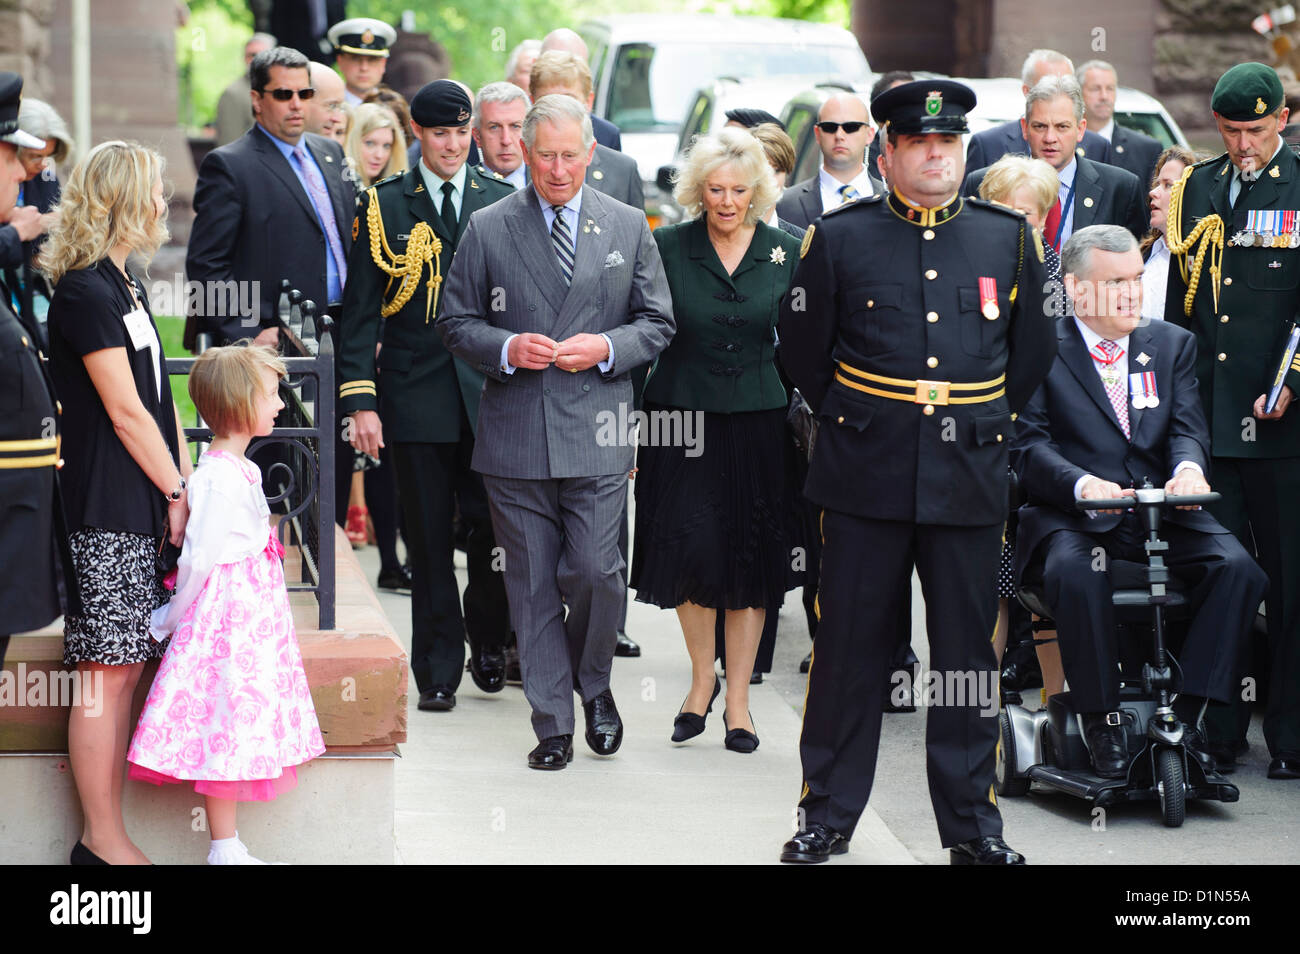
[1074,315,1129,357]
[534,185,582,219]
[1236,137,1286,183]
[819,164,873,203]
[417,157,468,199]
[1095,119,1115,142]
[1056,155,1078,191]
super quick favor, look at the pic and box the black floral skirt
[63,528,170,666]
[631,404,789,611]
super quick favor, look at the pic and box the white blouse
[1142,236,1170,322]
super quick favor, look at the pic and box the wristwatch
[166,476,187,502]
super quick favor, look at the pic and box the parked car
[580,14,871,224]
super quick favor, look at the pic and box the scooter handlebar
[1075,490,1221,511]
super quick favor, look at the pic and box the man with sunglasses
[187,45,354,348]
[775,93,882,230]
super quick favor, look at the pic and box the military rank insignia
[800,224,815,259]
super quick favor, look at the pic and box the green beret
[1212,62,1284,121]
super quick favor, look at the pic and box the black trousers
[392,432,509,693]
[798,512,1004,846]
[1036,516,1266,714]
[1205,456,1300,757]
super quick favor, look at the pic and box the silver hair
[1025,74,1085,122]
[522,93,593,150]
[1020,48,1073,88]
[17,98,73,163]
[474,81,530,127]
[505,38,542,80]
[1075,59,1116,84]
[248,32,278,50]
[1061,224,1138,278]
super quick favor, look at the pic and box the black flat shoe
[799,650,812,674]
[1269,756,1300,779]
[377,565,413,592]
[70,840,109,866]
[468,646,507,694]
[780,823,848,863]
[582,689,623,755]
[723,709,759,753]
[750,671,763,684]
[417,686,456,711]
[671,676,721,743]
[950,835,1025,865]
[614,631,640,657]
[528,734,573,770]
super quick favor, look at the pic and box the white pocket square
[604,251,625,268]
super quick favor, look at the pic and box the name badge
[122,308,153,351]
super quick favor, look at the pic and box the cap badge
[925,91,943,116]
[1256,97,1267,115]
[362,29,375,44]
[458,108,471,122]
[1270,166,1281,178]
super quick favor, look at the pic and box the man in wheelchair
[1011,226,1267,778]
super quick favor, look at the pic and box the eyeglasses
[816,121,868,134]
[259,87,316,101]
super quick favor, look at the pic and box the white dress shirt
[1141,236,1170,323]
[418,157,467,222]
[818,164,875,212]
[1094,119,1115,142]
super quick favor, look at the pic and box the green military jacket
[645,218,800,413]
[338,163,514,442]
[1166,146,1300,458]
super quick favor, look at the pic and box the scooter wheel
[1157,748,1186,827]
[996,710,1030,797]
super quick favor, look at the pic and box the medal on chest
[1130,371,1159,409]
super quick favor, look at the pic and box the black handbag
[156,535,182,577]
[786,388,819,461]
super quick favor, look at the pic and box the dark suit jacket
[186,126,355,347]
[338,163,514,441]
[0,173,60,343]
[592,114,621,151]
[269,0,347,62]
[1108,124,1163,191]
[774,171,884,230]
[965,119,1111,170]
[586,144,642,209]
[963,154,1147,241]
[1011,317,1225,581]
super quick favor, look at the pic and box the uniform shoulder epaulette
[372,171,406,190]
[1191,152,1228,171]
[476,164,507,182]
[965,196,1025,221]
[821,193,882,217]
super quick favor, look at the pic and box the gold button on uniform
[996,434,1003,442]
[1218,352,1227,361]
[1220,315,1229,324]
[925,269,937,280]
[926,311,938,323]
[867,299,875,308]
[1010,412,1018,422]
[926,356,938,368]
[922,404,934,415]
[837,416,845,424]
[1224,277,1233,286]
[923,229,935,240]
[20,335,28,347]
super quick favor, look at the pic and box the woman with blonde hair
[344,102,408,188]
[631,128,800,751]
[42,141,190,865]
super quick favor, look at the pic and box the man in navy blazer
[187,46,354,347]
[1011,225,1266,778]
[966,48,1112,170]
[1077,60,1163,189]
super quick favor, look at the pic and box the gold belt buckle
[914,379,950,405]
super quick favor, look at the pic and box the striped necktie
[551,204,575,285]
[1093,339,1130,439]
[838,183,859,203]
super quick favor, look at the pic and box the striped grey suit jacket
[437,185,675,480]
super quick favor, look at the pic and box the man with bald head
[775,93,882,230]
[304,61,347,141]
[539,26,621,150]
[966,48,1112,170]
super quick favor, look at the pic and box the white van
[580,14,871,223]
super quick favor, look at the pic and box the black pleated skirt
[631,403,789,611]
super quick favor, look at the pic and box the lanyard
[1058,172,1078,237]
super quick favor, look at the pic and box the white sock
[207,831,268,865]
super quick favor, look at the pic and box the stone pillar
[0,0,56,91]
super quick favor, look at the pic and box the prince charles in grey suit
[439,95,675,769]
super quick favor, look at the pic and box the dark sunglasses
[816,121,867,134]
[259,87,316,101]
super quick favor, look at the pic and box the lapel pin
[1084,196,1094,207]
[1116,144,1125,153]
[1270,166,1281,178]
[593,170,604,180]
[1136,352,1151,366]
[324,155,333,162]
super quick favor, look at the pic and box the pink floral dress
[127,450,325,801]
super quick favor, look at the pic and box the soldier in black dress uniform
[777,80,1056,864]
[338,81,515,711]
[0,72,76,665]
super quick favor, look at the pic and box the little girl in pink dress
[128,343,325,864]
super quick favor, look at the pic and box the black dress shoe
[504,644,522,684]
[749,671,763,684]
[950,835,1026,865]
[1081,712,1129,778]
[468,646,507,694]
[780,823,849,863]
[799,650,812,673]
[883,669,917,713]
[582,689,623,755]
[417,686,456,711]
[672,676,721,743]
[614,631,641,657]
[377,565,413,592]
[723,709,759,753]
[70,840,110,865]
[528,734,574,770]
[1182,726,1218,774]
[1268,756,1300,779]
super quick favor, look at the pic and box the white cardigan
[150,451,273,640]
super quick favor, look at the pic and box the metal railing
[168,280,336,629]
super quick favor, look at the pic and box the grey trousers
[482,472,627,739]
